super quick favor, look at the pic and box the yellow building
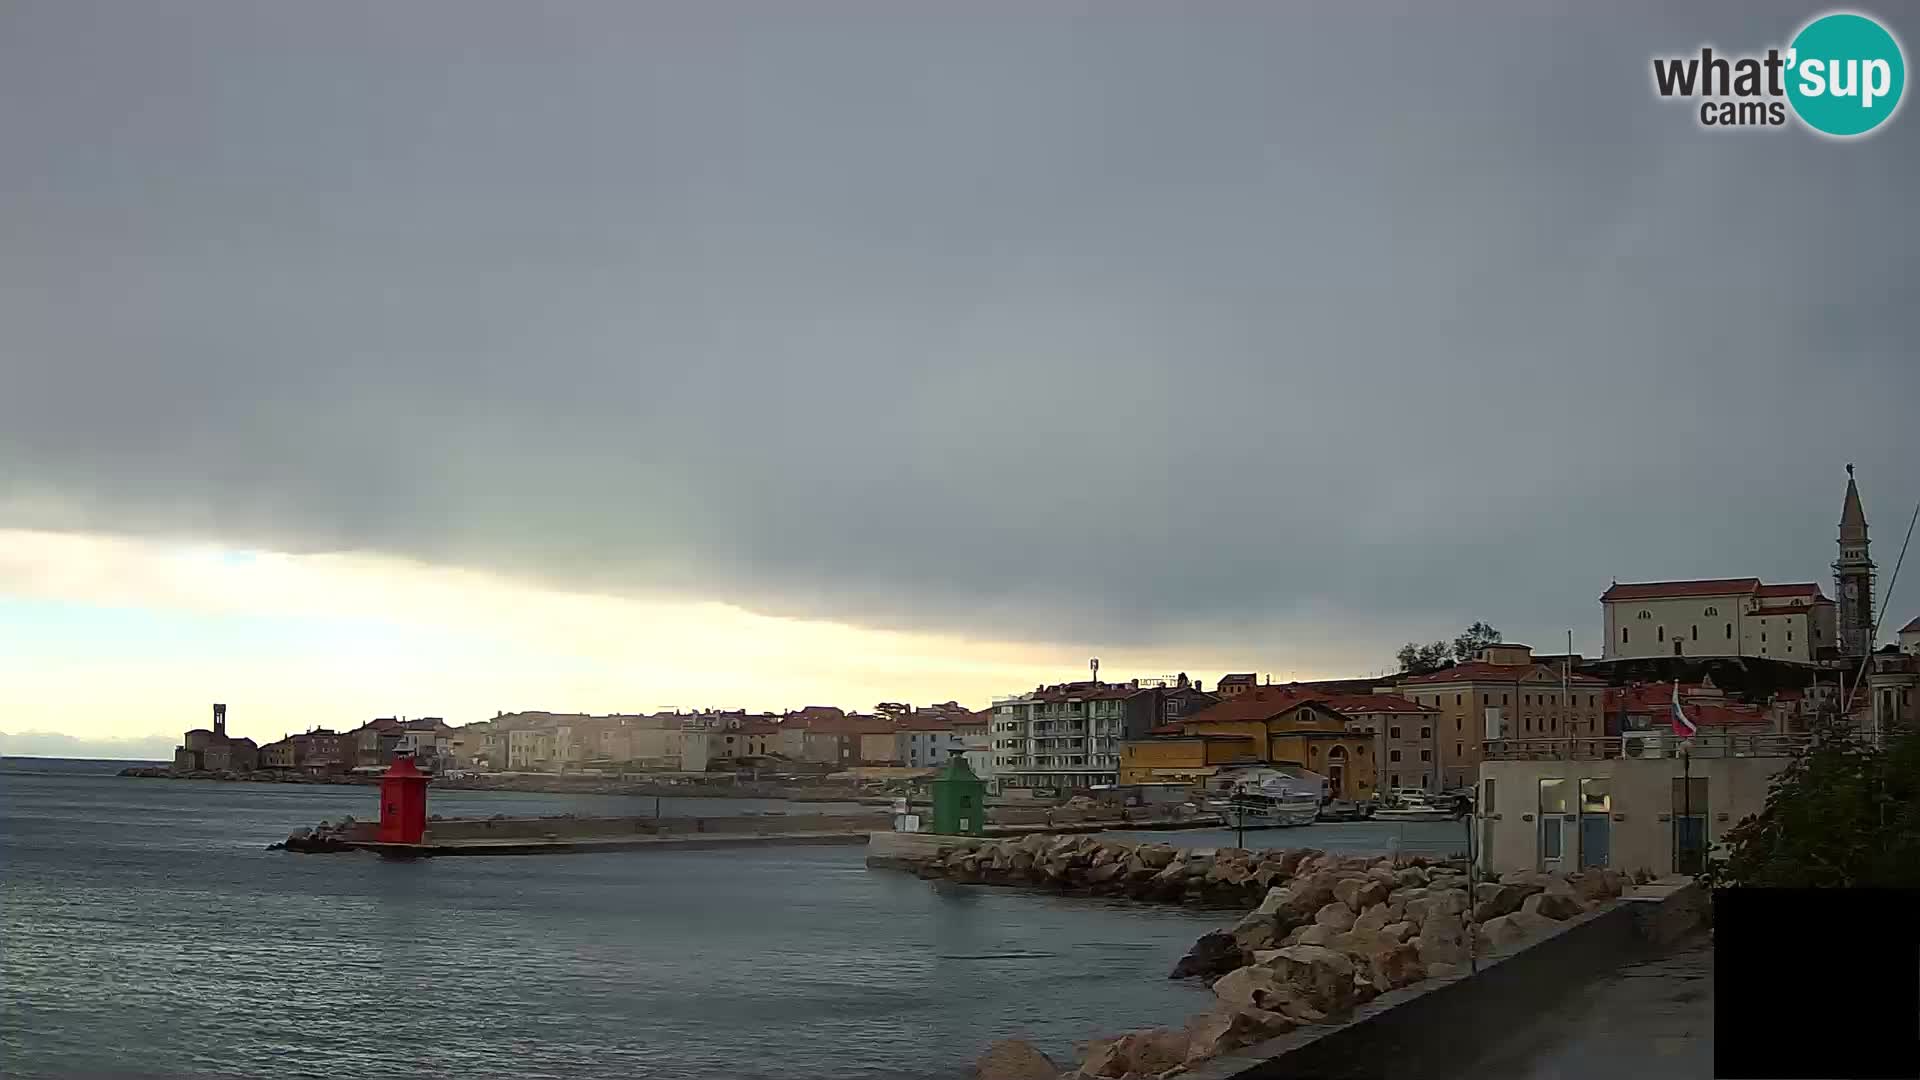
[1118,688,1380,799]
[1118,734,1261,784]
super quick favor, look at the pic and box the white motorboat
[1210,789,1321,828]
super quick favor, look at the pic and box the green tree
[1395,640,1452,675]
[1450,620,1503,663]
[1701,722,1920,888]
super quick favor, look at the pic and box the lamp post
[1234,783,1246,850]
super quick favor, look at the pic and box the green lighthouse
[929,749,988,836]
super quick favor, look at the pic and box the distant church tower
[1834,464,1876,656]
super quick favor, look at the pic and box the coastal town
[146,469,1917,883]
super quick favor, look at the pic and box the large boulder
[1479,914,1531,948]
[1280,870,1342,917]
[1333,877,1390,912]
[1352,903,1392,933]
[1295,924,1336,947]
[1392,865,1430,889]
[1211,965,1283,1010]
[1230,911,1279,953]
[1254,886,1291,916]
[1471,882,1540,922]
[1078,1027,1191,1078]
[1381,921,1417,942]
[1264,945,1357,1014]
[1135,844,1178,870]
[1314,903,1357,931]
[1170,931,1243,980]
[1521,890,1586,921]
[1274,848,1317,877]
[1402,887,1469,925]
[974,1039,1059,1080]
[1185,1005,1291,1064]
[1366,941,1426,993]
[1414,912,1471,966]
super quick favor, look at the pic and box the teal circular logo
[1786,12,1905,136]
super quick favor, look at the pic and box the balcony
[1483,732,1817,762]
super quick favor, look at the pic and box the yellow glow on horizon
[0,529,1378,745]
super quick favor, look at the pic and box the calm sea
[1,758,1240,1080]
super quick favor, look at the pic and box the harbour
[0,757,1464,1079]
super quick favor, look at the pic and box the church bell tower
[1834,465,1876,656]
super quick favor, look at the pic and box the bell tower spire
[1834,464,1876,655]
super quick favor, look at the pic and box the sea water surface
[1,758,1462,1079]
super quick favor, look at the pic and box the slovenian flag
[1670,682,1698,737]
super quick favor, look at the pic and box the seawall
[1190,880,1708,1080]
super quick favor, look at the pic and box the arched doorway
[1326,745,1347,799]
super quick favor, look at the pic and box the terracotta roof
[737,719,781,735]
[1901,616,1920,634]
[1755,582,1828,599]
[1180,686,1319,723]
[1601,578,1761,601]
[1217,673,1258,685]
[1322,693,1438,715]
[1147,723,1186,735]
[1399,662,1606,686]
[1616,682,1771,726]
[894,716,957,732]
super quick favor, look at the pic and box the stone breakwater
[897,832,1316,909]
[920,835,1631,1080]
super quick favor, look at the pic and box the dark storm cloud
[3,1,1915,653]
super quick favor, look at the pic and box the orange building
[1118,687,1380,799]
[1395,643,1608,790]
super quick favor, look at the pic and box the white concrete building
[1601,578,1835,664]
[991,682,1133,790]
[1477,730,1803,878]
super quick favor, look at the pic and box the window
[1726,623,1733,640]
[1623,627,1630,644]
[1539,779,1570,860]
[1691,624,1698,640]
[1761,632,1767,643]
[1787,629,1793,641]
[1484,777,1497,814]
[1455,717,1462,732]
[1524,694,1531,706]
[1658,626,1665,642]
[1389,726,1401,739]
[1389,749,1402,762]
[1390,773,1400,788]
[1455,693,1462,706]
[1420,749,1432,761]
[1419,726,1432,739]
[1454,742,1462,757]
[1637,609,1652,620]
[1704,606,1719,616]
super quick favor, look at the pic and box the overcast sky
[3,2,1915,745]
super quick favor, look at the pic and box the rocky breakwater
[972,855,1630,1080]
[906,833,1317,908]
[268,817,362,852]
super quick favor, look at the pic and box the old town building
[1396,643,1608,791]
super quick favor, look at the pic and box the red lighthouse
[376,754,430,844]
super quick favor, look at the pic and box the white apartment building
[990,682,1132,791]
[1601,578,1835,664]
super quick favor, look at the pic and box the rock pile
[272,816,359,853]
[982,855,1629,1079]
[909,834,1326,908]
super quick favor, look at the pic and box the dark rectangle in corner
[1715,889,1920,1080]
